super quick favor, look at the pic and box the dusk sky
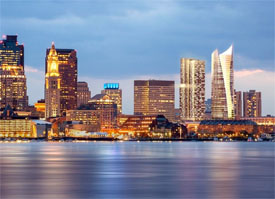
[1,0,274,115]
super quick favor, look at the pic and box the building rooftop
[90,94,109,101]
[200,120,257,126]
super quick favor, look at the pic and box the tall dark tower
[46,45,77,116]
[0,35,28,111]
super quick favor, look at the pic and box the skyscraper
[77,81,91,107]
[211,45,234,119]
[45,43,61,118]
[234,90,242,119]
[180,58,205,121]
[0,35,28,111]
[46,45,77,116]
[134,80,175,121]
[243,90,261,117]
[101,83,122,114]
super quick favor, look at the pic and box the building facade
[243,90,261,117]
[77,81,91,107]
[88,94,117,130]
[46,44,77,116]
[134,80,175,121]
[101,83,122,114]
[180,58,205,121]
[0,35,28,111]
[211,45,235,119]
[234,90,242,119]
[0,105,51,138]
[45,43,61,118]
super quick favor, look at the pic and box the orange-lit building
[243,90,261,117]
[241,116,275,134]
[198,120,258,137]
[101,83,122,114]
[118,114,157,136]
[45,43,61,118]
[88,94,117,130]
[0,105,51,138]
[46,43,77,117]
[134,80,175,121]
[0,35,28,111]
[117,114,186,138]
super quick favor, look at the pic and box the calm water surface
[0,142,274,199]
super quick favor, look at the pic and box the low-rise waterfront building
[198,120,258,138]
[241,116,275,134]
[0,105,51,138]
[117,114,186,138]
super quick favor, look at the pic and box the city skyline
[0,1,274,115]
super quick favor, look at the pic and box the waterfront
[0,142,274,199]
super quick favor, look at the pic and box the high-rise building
[0,35,28,111]
[134,80,175,121]
[234,90,242,119]
[77,81,91,107]
[243,90,261,117]
[211,45,234,119]
[46,44,77,116]
[45,43,61,118]
[88,94,117,129]
[101,83,122,114]
[180,58,205,121]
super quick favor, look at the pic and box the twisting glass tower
[211,45,234,119]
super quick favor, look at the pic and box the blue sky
[1,0,274,115]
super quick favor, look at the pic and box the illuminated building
[46,44,77,116]
[0,105,51,138]
[198,120,258,136]
[88,94,117,130]
[117,114,158,136]
[45,43,61,118]
[34,99,45,113]
[0,35,28,111]
[33,99,46,119]
[77,81,91,107]
[243,90,261,117]
[234,90,242,119]
[180,58,205,121]
[117,114,186,138]
[211,45,235,119]
[149,115,187,138]
[101,83,122,114]
[241,116,275,134]
[66,109,100,126]
[134,80,175,121]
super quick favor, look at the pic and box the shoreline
[0,137,273,142]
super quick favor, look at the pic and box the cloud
[5,14,85,27]
[234,69,264,78]
[235,54,274,71]
[25,65,44,73]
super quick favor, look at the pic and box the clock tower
[45,42,61,118]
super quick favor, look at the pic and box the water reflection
[0,142,274,199]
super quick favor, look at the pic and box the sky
[1,0,274,115]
